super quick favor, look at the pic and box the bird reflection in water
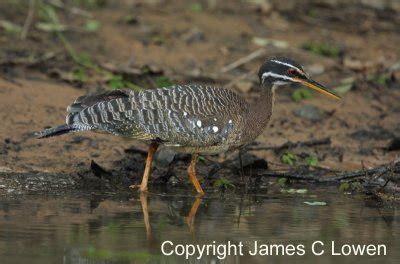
[135,192,203,248]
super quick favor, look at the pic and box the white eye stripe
[271,60,303,73]
[262,72,294,82]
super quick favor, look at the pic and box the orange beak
[296,77,340,100]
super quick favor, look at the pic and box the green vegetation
[84,19,101,32]
[108,75,142,91]
[27,2,144,90]
[73,0,107,8]
[197,155,206,163]
[0,1,179,91]
[305,155,319,167]
[339,181,363,192]
[281,151,297,166]
[374,74,391,85]
[291,88,314,102]
[155,76,174,87]
[37,3,66,32]
[306,8,318,18]
[376,75,389,85]
[151,35,165,45]
[74,52,96,68]
[278,177,288,187]
[108,75,127,89]
[214,177,235,190]
[190,3,203,12]
[71,67,88,82]
[302,42,340,57]
[0,20,22,34]
[39,3,84,65]
[280,152,320,167]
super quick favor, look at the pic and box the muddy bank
[0,171,79,195]
[0,1,399,199]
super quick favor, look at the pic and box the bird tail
[37,90,131,139]
[37,124,77,139]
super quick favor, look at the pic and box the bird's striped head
[258,57,340,100]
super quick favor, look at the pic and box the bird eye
[287,69,298,75]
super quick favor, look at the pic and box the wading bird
[38,58,339,194]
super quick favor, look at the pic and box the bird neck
[243,84,275,141]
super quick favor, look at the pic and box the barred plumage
[39,58,338,193]
[55,85,258,153]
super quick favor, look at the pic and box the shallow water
[0,188,398,263]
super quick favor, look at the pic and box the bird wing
[69,85,247,147]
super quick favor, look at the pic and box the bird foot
[129,184,148,192]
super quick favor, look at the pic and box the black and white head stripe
[258,57,307,84]
[270,59,304,74]
[261,71,294,83]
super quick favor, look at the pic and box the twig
[257,171,317,181]
[256,161,400,183]
[248,137,331,151]
[124,146,148,156]
[171,72,233,83]
[225,72,254,89]
[20,0,36,39]
[145,75,158,88]
[47,0,92,18]
[99,63,143,76]
[0,52,57,67]
[220,48,266,73]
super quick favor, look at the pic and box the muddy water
[0,188,398,264]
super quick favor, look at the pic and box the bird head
[258,57,340,100]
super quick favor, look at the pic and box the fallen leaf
[0,20,22,34]
[235,81,253,93]
[343,57,364,71]
[0,166,12,173]
[333,83,353,95]
[85,20,101,32]
[252,37,288,48]
[281,188,308,194]
[36,22,66,32]
[304,201,327,206]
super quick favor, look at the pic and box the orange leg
[139,192,152,242]
[186,195,203,237]
[130,142,159,192]
[187,154,205,194]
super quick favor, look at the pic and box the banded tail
[37,124,78,138]
[37,89,130,139]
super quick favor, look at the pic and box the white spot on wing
[196,120,202,127]
[212,126,219,132]
[228,119,232,124]
[183,112,187,117]
[213,118,217,121]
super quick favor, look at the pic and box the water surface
[0,187,398,263]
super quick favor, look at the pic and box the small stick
[225,72,254,89]
[248,137,331,151]
[20,0,36,39]
[220,48,266,73]
[0,52,57,67]
[99,62,143,76]
[171,72,233,83]
[256,161,400,183]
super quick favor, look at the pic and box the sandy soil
[0,0,399,188]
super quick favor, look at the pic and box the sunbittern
[38,58,339,194]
